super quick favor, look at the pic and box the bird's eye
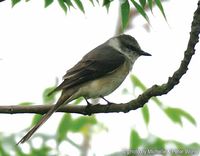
[127,45,135,51]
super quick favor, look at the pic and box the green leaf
[130,75,147,91]
[74,0,85,13]
[139,0,146,8]
[164,107,182,126]
[58,0,67,13]
[0,141,10,156]
[164,107,196,126]
[104,2,110,12]
[64,0,74,9]
[150,137,165,149]
[130,0,149,22]
[152,97,163,107]
[172,141,200,153]
[141,134,200,151]
[120,0,130,31]
[142,136,164,149]
[11,0,21,7]
[130,75,164,107]
[31,114,42,127]
[42,86,57,104]
[141,105,150,126]
[172,140,187,149]
[30,145,51,156]
[89,0,94,6]
[14,145,27,156]
[188,143,200,149]
[57,114,72,143]
[73,97,83,105]
[103,0,112,6]
[45,0,54,8]
[71,116,97,132]
[130,75,164,108]
[147,0,153,11]
[155,0,166,19]
[130,129,141,149]
[173,108,196,126]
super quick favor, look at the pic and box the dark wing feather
[49,44,125,94]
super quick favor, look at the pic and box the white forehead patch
[107,37,140,65]
[107,37,121,52]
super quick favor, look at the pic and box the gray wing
[50,43,125,94]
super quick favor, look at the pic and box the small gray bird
[17,34,151,144]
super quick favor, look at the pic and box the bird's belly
[83,75,125,98]
[74,62,130,99]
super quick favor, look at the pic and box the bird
[17,34,151,144]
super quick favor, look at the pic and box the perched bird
[17,34,151,144]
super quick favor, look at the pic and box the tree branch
[1,1,200,116]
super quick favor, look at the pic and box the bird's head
[108,34,151,63]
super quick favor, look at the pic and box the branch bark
[1,1,200,116]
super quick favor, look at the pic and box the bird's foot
[100,96,113,105]
[100,96,114,112]
[84,98,93,116]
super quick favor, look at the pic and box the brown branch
[0,1,200,116]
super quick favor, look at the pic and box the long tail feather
[17,91,73,145]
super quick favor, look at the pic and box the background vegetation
[0,0,199,155]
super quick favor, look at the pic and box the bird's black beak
[138,50,152,56]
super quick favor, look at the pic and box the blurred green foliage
[0,75,199,155]
[1,1,199,155]
[130,75,197,127]
[0,86,106,155]
[107,75,200,156]
[10,0,165,30]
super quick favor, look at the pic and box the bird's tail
[17,90,74,145]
